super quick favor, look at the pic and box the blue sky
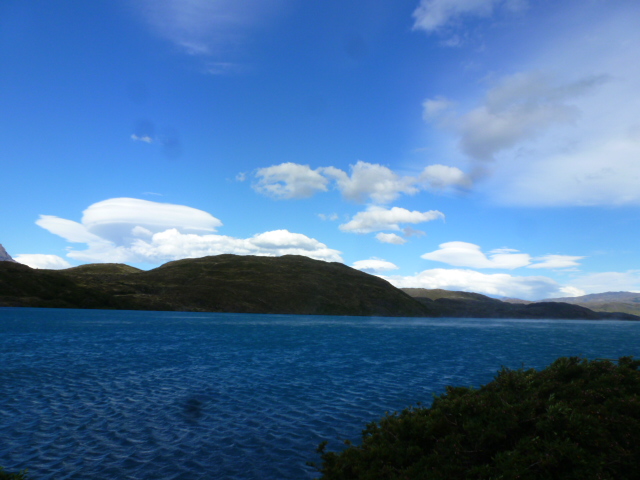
[2,0,640,300]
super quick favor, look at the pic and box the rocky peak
[0,244,17,262]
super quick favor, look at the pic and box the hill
[401,288,638,320]
[502,291,640,317]
[1,256,636,319]
[1,255,434,317]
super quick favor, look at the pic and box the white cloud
[412,0,527,33]
[35,198,343,265]
[492,135,640,206]
[14,254,72,270]
[79,198,221,245]
[254,161,469,204]
[423,96,454,119]
[131,134,153,143]
[136,0,285,60]
[421,241,531,269]
[419,164,471,189]
[427,72,608,162]
[528,255,584,270]
[318,213,339,221]
[565,271,640,296]
[253,163,329,199]
[340,206,444,234]
[36,215,106,244]
[424,5,640,206]
[322,161,419,204]
[352,258,399,274]
[376,233,407,245]
[382,268,567,301]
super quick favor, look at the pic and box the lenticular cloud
[35,197,342,265]
[80,198,223,244]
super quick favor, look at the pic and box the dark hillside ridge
[1,256,636,319]
[401,288,638,320]
[502,291,640,317]
[0,255,434,317]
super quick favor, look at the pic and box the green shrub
[0,467,28,480]
[313,357,640,479]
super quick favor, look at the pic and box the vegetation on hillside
[1,256,637,319]
[313,357,640,479]
[402,288,638,320]
[0,467,28,480]
[0,255,433,317]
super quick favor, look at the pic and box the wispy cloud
[412,0,528,34]
[422,3,640,206]
[425,72,609,163]
[135,0,286,72]
[528,255,584,270]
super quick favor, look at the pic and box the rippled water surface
[1,308,639,479]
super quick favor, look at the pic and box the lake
[1,308,639,479]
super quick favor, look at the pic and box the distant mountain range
[0,244,16,263]
[400,288,637,320]
[503,292,640,317]
[0,254,637,320]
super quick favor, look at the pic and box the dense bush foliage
[0,468,28,480]
[314,357,640,479]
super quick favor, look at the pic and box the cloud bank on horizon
[4,0,640,300]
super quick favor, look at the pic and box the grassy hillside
[1,255,433,317]
[1,258,636,319]
[401,288,638,320]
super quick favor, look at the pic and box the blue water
[1,308,639,479]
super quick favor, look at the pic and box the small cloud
[253,163,329,199]
[340,206,445,234]
[421,241,531,269]
[236,172,247,182]
[318,213,339,221]
[204,62,245,75]
[528,254,584,270]
[558,286,586,297]
[14,254,72,270]
[375,233,407,245]
[423,96,454,119]
[321,161,419,204]
[403,227,426,237]
[131,134,154,143]
[352,258,399,274]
